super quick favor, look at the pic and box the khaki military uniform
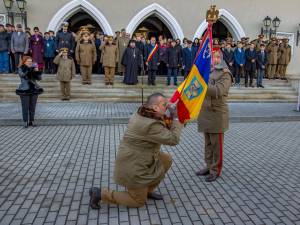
[75,41,96,84]
[197,69,231,176]
[53,55,76,100]
[266,43,279,79]
[117,36,130,74]
[100,44,119,84]
[277,44,291,79]
[101,113,183,208]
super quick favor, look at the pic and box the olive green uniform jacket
[114,113,183,189]
[197,69,232,133]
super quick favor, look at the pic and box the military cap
[271,37,277,41]
[60,48,69,53]
[107,35,113,41]
[62,22,69,28]
[121,28,126,32]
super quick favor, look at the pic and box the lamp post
[2,0,27,27]
[261,16,280,40]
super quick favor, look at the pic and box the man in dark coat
[182,40,196,79]
[245,43,257,87]
[122,40,142,85]
[145,37,160,85]
[55,23,75,53]
[223,42,235,79]
[166,40,181,86]
[233,42,245,86]
[256,44,268,88]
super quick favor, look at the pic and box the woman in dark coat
[122,40,142,85]
[16,56,43,128]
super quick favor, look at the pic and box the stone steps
[0,74,297,103]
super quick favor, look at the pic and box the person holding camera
[16,56,43,128]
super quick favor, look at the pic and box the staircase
[0,74,298,102]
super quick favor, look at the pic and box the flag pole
[178,6,217,97]
[140,53,145,105]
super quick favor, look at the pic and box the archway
[67,11,102,33]
[134,15,173,39]
[126,3,184,40]
[193,9,246,41]
[47,0,113,35]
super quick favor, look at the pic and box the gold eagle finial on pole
[206,5,219,24]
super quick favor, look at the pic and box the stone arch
[47,0,113,35]
[193,9,246,40]
[126,3,184,40]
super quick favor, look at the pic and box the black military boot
[205,173,219,182]
[148,192,163,200]
[89,187,101,209]
[195,168,209,176]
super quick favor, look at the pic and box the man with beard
[196,50,232,182]
[122,40,142,85]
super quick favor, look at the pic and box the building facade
[1,0,300,75]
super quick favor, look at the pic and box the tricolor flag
[146,44,159,63]
[170,27,213,123]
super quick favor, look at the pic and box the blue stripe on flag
[194,38,211,84]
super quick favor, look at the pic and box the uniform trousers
[101,152,172,208]
[204,133,224,176]
[277,65,287,79]
[104,66,115,83]
[60,81,71,99]
[80,66,92,83]
[267,64,277,79]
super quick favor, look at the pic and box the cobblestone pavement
[0,122,299,225]
[0,102,299,120]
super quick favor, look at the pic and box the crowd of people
[0,21,293,123]
[0,22,292,88]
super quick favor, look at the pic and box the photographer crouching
[16,56,44,128]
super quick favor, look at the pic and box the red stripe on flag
[169,90,180,103]
[177,99,190,123]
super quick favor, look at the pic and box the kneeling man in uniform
[89,93,183,208]
[196,50,232,182]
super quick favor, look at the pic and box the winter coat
[16,65,43,95]
[11,31,29,53]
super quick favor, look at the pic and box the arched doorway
[126,3,184,40]
[67,10,103,33]
[193,9,246,41]
[134,15,173,39]
[212,21,232,40]
[200,20,232,41]
[47,0,113,35]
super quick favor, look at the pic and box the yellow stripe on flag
[177,65,208,120]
